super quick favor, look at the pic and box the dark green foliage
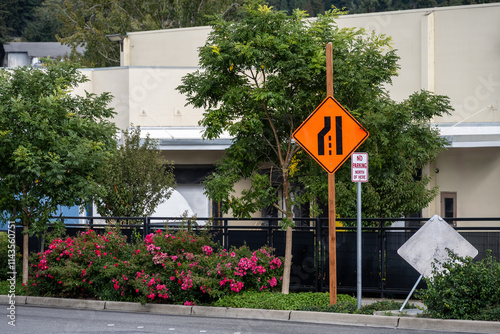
[22,0,62,42]
[418,250,500,321]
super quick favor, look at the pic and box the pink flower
[202,245,213,256]
[268,277,278,287]
[270,258,282,269]
[230,280,244,292]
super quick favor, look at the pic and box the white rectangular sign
[351,152,368,182]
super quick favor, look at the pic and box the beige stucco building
[77,4,500,225]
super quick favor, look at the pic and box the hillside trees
[52,0,246,67]
[177,1,450,293]
[0,62,117,283]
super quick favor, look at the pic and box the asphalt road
[2,305,453,334]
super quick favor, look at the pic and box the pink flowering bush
[26,228,283,305]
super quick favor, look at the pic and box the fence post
[380,220,386,298]
[269,219,274,250]
[321,217,326,292]
[143,217,149,238]
[315,217,321,292]
[223,218,229,249]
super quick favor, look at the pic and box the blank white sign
[397,215,478,277]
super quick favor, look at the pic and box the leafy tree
[178,1,451,292]
[94,126,176,218]
[0,62,117,283]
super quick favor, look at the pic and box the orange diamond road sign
[293,96,369,174]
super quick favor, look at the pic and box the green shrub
[214,291,414,315]
[214,291,356,310]
[418,250,500,321]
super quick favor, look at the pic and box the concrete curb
[105,300,192,315]
[0,295,26,305]
[398,316,500,333]
[289,310,399,328]
[26,296,105,310]
[1,295,499,333]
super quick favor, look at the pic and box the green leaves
[0,61,117,229]
[94,126,176,217]
[419,250,500,321]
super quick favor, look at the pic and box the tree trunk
[22,186,30,284]
[281,173,293,294]
[281,225,293,294]
[22,222,29,284]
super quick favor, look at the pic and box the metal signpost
[293,43,369,305]
[351,152,368,309]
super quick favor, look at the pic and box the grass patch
[214,291,409,315]
[0,280,26,296]
[214,291,355,310]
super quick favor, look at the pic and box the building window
[440,192,457,226]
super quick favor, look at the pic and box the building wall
[124,27,210,67]
[426,147,500,226]
[120,4,500,125]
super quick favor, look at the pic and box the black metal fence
[10,216,500,298]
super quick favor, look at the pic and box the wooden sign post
[293,43,369,305]
[326,43,337,305]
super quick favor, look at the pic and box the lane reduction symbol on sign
[293,96,369,174]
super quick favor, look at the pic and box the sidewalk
[1,295,499,333]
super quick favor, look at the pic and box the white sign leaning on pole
[396,215,478,311]
[351,153,368,182]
